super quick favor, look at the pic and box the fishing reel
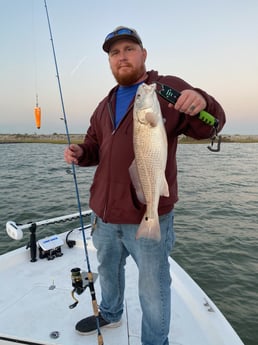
[69,267,87,309]
[69,267,98,309]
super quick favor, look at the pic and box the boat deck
[0,227,244,345]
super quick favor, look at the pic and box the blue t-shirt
[115,82,143,128]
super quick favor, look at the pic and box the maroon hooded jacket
[78,70,226,224]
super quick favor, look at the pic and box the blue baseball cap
[103,26,143,53]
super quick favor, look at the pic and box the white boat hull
[0,223,244,345]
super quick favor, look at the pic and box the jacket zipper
[102,100,116,221]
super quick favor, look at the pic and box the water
[0,142,257,345]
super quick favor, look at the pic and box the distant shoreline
[0,133,258,144]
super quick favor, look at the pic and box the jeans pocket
[162,211,175,254]
[90,212,98,236]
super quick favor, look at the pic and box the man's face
[108,40,147,86]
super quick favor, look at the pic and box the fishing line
[31,1,38,97]
[43,1,103,344]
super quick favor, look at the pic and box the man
[64,26,226,345]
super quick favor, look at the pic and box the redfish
[129,83,169,241]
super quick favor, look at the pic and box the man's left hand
[169,89,207,116]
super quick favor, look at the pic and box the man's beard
[113,65,146,86]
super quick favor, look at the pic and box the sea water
[0,142,257,345]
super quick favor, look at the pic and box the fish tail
[136,215,161,241]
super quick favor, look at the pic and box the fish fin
[145,112,158,127]
[136,215,161,241]
[129,160,146,204]
[161,176,169,197]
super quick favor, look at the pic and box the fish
[129,83,169,241]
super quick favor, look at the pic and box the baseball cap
[102,26,143,53]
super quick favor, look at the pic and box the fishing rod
[43,1,103,344]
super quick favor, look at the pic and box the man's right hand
[64,144,83,165]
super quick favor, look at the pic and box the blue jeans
[92,210,175,345]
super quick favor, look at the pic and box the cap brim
[103,35,141,53]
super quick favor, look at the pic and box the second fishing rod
[43,1,103,344]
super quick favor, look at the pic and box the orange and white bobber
[34,106,41,129]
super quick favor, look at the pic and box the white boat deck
[0,227,244,345]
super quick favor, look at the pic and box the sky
[1,0,258,135]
